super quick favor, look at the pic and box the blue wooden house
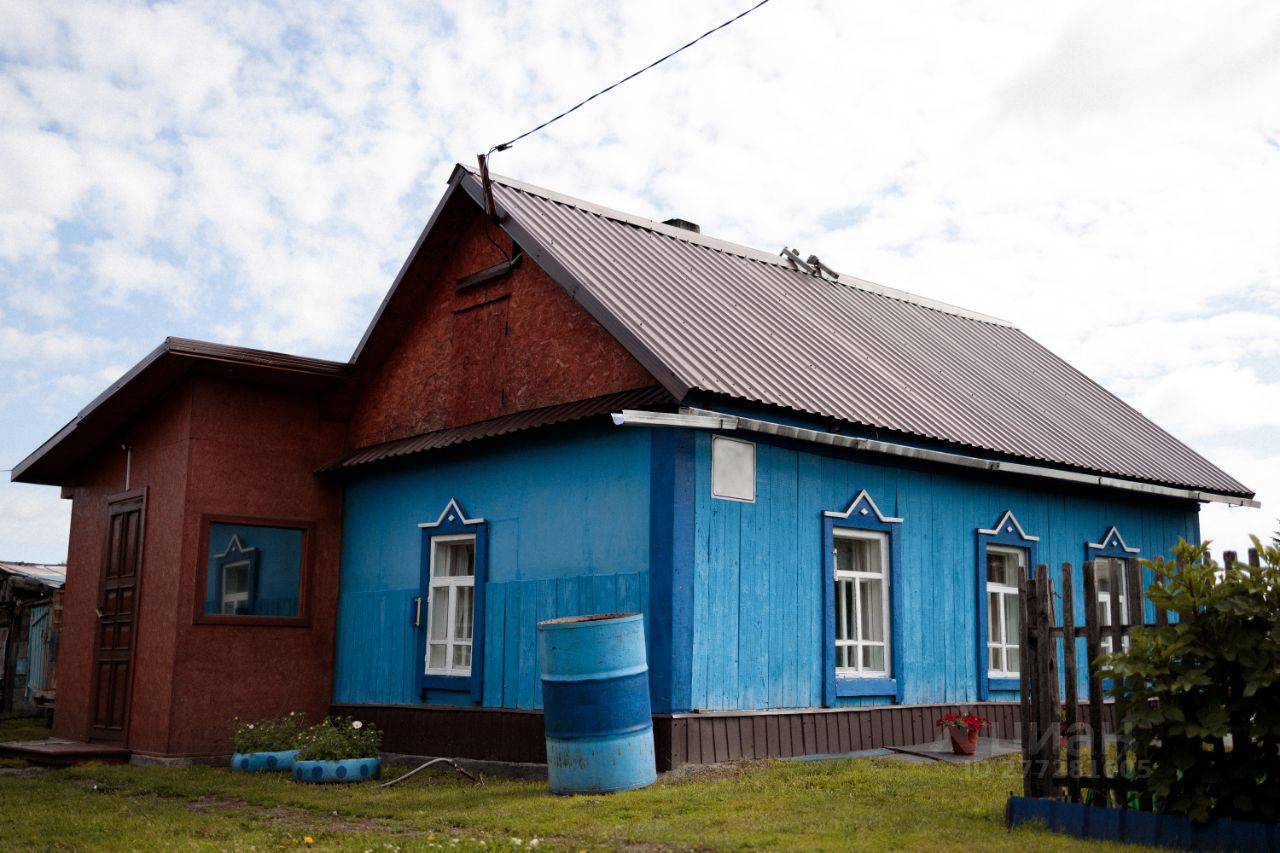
[322,166,1253,767]
[18,164,1255,765]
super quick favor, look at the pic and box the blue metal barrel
[537,612,656,794]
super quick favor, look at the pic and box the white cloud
[0,0,1277,561]
[89,241,196,312]
[0,484,71,563]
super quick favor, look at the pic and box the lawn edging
[1006,796,1280,851]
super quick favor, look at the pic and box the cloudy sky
[2,0,1277,562]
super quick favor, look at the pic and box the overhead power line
[491,0,774,154]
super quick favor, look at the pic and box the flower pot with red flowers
[935,712,991,755]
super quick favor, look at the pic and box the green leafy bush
[295,716,382,761]
[1102,537,1280,823]
[231,712,308,754]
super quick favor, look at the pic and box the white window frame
[220,560,251,615]
[424,533,476,677]
[1096,557,1131,653]
[833,528,891,678]
[986,545,1025,678]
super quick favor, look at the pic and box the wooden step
[0,739,131,766]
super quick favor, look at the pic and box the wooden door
[90,490,145,742]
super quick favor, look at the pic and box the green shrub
[295,716,382,761]
[1102,537,1280,823]
[231,711,308,754]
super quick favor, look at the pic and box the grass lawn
[0,718,1155,852]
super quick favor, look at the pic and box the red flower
[935,712,991,734]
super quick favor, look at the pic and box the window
[1095,557,1130,653]
[711,436,755,502]
[425,535,476,676]
[985,545,1025,677]
[417,499,488,700]
[1086,527,1140,654]
[821,490,902,703]
[202,522,305,619]
[833,530,890,676]
[975,510,1038,698]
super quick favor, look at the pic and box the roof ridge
[468,165,1014,328]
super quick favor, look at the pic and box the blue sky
[2,0,1277,561]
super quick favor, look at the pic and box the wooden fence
[1019,548,1262,807]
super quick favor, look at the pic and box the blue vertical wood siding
[333,424,651,708]
[690,432,1200,711]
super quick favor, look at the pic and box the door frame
[88,487,147,743]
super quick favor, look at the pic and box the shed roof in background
[0,562,66,589]
[457,166,1251,499]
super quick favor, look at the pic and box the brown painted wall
[347,211,655,448]
[165,377,344,756]
[54,387,193,752]
[53,377,344,756]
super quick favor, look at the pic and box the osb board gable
[346,210,656,448]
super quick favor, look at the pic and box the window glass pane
[834,539,853,574]
[987,553,1007,584]
[453,643,472,669]
[435,541,475,577]
[834,578,855,637]
[1007,646,1020,673]
[858,538,882,574]
[863,645,884,672]
[454,586,474,641]
[989,646,1001,672]
[988,591,1002,643]
[1003,593,1020,646]
[429,589,449,641]
[204,523,303,617]
[428,643,446,670]
[860,579,884,642]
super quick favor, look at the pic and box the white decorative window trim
[1087,526,1140,554]
[978,510,1040,541]
[418,498,485,529]
[823,489,904,523]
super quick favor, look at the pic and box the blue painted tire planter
[230,749,300,772]
[291,757,381,784]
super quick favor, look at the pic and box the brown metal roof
[319,386,672,472]
[12,338,348,485]
[458,167,1250,498]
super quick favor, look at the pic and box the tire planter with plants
[231,749,300,772]
[292,757,382,784]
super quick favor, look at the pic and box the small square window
[204,522,304,618]
[712,437,755,502]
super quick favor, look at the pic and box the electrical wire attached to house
[489,0,773,156]
[475,0,773,261]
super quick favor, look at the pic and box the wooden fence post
[1060,562,1080,802]
[1083,560,1107,804]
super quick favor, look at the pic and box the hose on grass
[380,757,482,788]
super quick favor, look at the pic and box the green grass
[0,718,1156,852]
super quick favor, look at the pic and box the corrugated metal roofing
[320,386,671,472]
[0,562,66,588]
[466,169,1250,498]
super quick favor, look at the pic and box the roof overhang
[611,408,1260,508]
[12,338,347,486]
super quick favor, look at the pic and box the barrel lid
[538,612,640,629]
